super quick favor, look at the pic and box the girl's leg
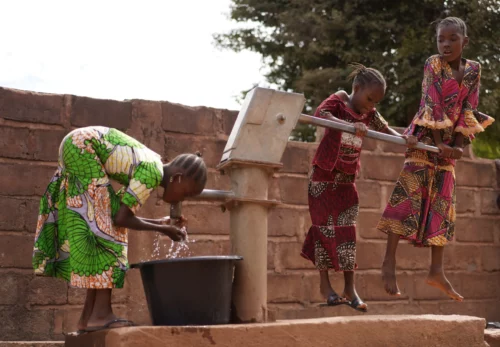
[426,246,463,301]
[86,289,117,327]
[381,232,402,295]
[77,289,96,331]
[319,270,346,304]
[343,271,367,310]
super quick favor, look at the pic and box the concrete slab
[65,314,486,347]
[0,343,64,347]
[485,329,500,347]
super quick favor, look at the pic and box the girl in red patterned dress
[301,64,417,311]
[378,17,494,301]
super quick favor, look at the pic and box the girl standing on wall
[33,126,207,332]
[301,65,417,312]
[378,17,494,300]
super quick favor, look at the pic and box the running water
[151,226,196,259]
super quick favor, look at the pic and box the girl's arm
[114,204,186,241]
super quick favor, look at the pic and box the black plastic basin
[131,255,242,326]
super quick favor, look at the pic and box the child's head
[348,63,386,115]
[435,17,469,62]
[162,153,207,203]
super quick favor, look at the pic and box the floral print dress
[33,126,163,288]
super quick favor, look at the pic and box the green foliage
[215,0,500,157]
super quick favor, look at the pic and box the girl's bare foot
[382,260,401,296]
[426,271,463,302]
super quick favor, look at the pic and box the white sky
[0,0,266,110]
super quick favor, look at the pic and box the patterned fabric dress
[377,55,494,246]
[32,126,164,288]
[301,94,389,271]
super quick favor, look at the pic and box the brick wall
[0,86,499,341]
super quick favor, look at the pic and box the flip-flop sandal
[486,322,500,329]
[319,293,348,307]
[348,297,368,313]
[83,318,135,333]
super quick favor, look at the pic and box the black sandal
[348,297,368,313]
[83,319,135,333]
[320,293,348,307]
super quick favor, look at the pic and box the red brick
[276,242,314,270]
[267,272,307,303]
[360,153,405,181]
[0,272,31,304]
[455,217,497,243]
[459,273,500,299]
[205,170,231,191]
[53,307,83,337]
[70,96,132,130]
[0,196,30,231]
[438,300,492,319]
[480,189,500,215]
[356,272,413,300]
[25,198,41,232]
[481,246,500,271]
[378,138,407,154]
[361,137,378,151]
[396,243,431,270]
[0,234,35,268]
[269,207,309,237]
[279,176,309,205]
[357,211,385,240]
[164,136,226,168]
[355,241,385,270]
[182,204,229,235]
[0,306,54,340]
[68,287,87,305]
[456,188,476,213]
[357,180,382,209]
[0,127,66,162]
[281,143,311,174]
[455,160,495,188]
[267,241,276,270]
[413,272,462,300]
[366,301,442,316]
[0,87,64,125]
[0,163,56,196]
[444,244,481,271]
[126,100,164,154]
[161,102,216,136]
[29,276,68,305]
[222,109,238,136]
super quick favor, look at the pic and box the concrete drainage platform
[65,314,487,347]
[485,329,500,347]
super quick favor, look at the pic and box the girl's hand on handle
[437,143,453,158]
[402,135,418,148]
[451,147,463,160]
[354,122,368,137]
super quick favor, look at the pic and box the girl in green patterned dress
[32,126,207,332]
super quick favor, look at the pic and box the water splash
[151,227,196,259]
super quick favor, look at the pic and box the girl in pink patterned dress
[378,17,494,301]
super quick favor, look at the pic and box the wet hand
[402,135,418,148]
[161,225,187,242]
[354,122,368,137]
[437,143,453,158]
[159,215,187,228]
[451,147,463,160]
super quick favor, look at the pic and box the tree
[215,0,500,157]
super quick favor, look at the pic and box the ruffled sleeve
[454,63,495,139]
[369,110,389,132]
[412,55,453,129]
